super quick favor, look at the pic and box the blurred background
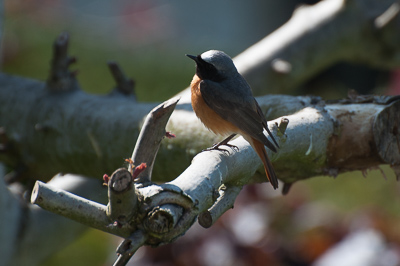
[2,0,400,265]
[4,0,304,101]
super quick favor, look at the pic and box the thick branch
[30,97,400,265]
[0,73,156,180]
[2,0,400,181]
[168,99,400,187]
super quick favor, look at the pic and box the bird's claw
[202,143,239,155]
[227,144,239,152]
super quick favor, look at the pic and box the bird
[186,50,279,189]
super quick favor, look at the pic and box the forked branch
[31,97,201,265]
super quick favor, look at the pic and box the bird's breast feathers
[190,75,239,136]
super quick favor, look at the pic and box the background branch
[5,174,107,265]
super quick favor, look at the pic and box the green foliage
[305,165,399,217]
[42,229,113,266]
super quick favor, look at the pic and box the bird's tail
[250,137,279,189]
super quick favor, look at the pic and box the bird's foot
[202,134,239,154]
[202,143,239,154]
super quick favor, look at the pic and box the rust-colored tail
[251,137,279,189]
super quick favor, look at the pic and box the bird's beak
[186,54,198,62]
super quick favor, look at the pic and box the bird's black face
[186,54,224,82]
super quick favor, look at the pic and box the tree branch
[107,61,136,97]
[130,97,180,185]
[3,173,107,265]
[198,185,242,228]
[106,168,137,225]
[47,32,79,92]
[31,180,131,236]
[29,95,400,265]
[2,0,400,181]
[1,0,400,264]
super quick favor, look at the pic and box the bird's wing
[200,79,277,152]
[255,101,279,148]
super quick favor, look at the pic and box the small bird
[186,50,279,189]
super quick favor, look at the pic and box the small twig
[390,164,400,181]
[106,168,138,225]
[114,230,147,266]
[46,32,79,92]
[31,181,132,238]
[108,61,136,97]
[277,117,289,136]
[282,183,292,195]
[130,97,180,185]
[198,186,242,228]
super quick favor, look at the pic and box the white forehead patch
[200,50,236,72]
[200,50,220,64]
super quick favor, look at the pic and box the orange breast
[190,75,239,136]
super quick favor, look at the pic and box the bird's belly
[191,76,238,136]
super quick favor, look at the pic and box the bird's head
[186,50,237,81]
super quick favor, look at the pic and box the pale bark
[30,97,400,265]
[0,0,399,265]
